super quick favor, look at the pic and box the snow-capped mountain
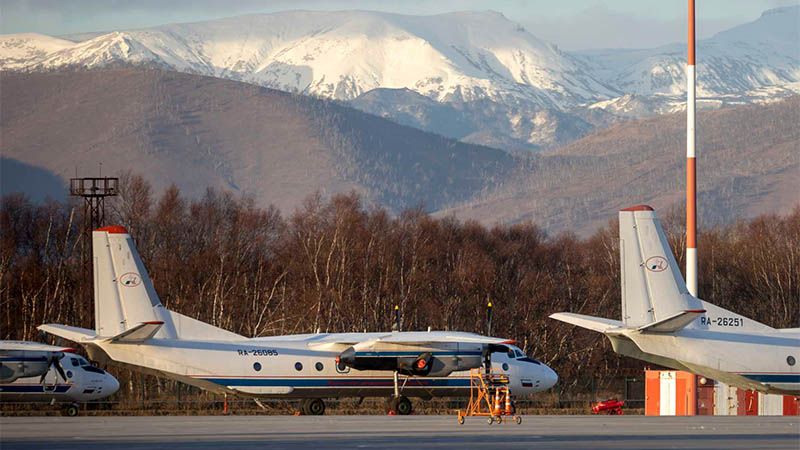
[9,11,616,108]
[0,33,74,69]
[1,7,797,150]
[582,6,800,114]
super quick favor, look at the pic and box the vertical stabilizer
[619,206,701,327]
[93,226,175,338]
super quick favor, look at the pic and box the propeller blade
[53,358,68,382]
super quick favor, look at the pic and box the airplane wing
[307,331,513,350]
[38,324,97,343]
[0,340,76,352]
[109,321,165,343]
[636,310,706,333]
[549,313,625,334]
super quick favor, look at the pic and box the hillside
[0,69,515,212]
[441,97,800,234]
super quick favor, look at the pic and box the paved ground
[1,415,798,450]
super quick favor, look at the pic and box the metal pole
[686,0,698,297]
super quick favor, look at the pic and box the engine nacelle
[337,347,483,377]
[0,351,54,383]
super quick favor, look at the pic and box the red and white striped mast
[686,0,698,296]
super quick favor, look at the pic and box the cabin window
[253,362,262,372]
[788,356,796,366]
[295,362,303,371]
[315,362,324,372]
[66,370,73,379]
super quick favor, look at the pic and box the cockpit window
[514,350,524,358]
[82,366,105,374]
[70,357,80,367]
[519,357,541,365]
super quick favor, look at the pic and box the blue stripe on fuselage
[741,373,800,384]
[200,377,471,388]
[0,385,71,393]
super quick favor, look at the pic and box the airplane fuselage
[83,335,556,399]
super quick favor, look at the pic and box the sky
[1,0,797,50]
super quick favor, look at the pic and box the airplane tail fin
[92,226,244,341]
[618,205,701,327]
[618,206,773,332]
[92,226,176,338]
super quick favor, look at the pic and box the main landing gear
[300,398,326,415]
[62,403,80,416]
[387,370,414,415]
[387,396,413,415]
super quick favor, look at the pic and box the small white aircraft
[0,341,120,415]
[39,225,557,415]
[551,205,799,394]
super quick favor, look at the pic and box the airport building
[644,369,799,416]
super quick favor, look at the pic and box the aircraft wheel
[487,417,494,425]
[515,416,522,425]
[395,396,413,415]
[63,404,79,417]
[303,398,325,416]
[495,415,503,424]
[458,416,465,425]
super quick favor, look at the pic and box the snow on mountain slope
[0,33,74,69]
[8,11,617,110]
[581,6,799,101]
[1,8,796,151]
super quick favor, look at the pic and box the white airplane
[551,205,799,395]
[0,341,120,415]
[39,225,558,415]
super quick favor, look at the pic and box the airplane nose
[107,374,120,395]
[543,365,558,389]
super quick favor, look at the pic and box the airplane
[38,225,558,415]
[0,341,120,416]
[550,205,799,395]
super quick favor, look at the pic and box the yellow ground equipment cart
[457,369,522,425]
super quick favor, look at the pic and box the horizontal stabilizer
[549,313,625,334]
[38,324,97,343]
[109,321,164,343]
[636,310,706,333]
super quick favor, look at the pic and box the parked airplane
[0,341,120,415]
[551,205,799,395]
[39,225,557,415]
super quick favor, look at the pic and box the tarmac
[1,415,799,450]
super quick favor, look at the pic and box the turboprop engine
[336,344,485,377]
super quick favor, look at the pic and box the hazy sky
[1,0,797,50]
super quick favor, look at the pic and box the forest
[1,173,798,406]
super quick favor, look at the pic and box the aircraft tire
[63,404,79,417]
[303,398,325,415]
[395,396,412,415]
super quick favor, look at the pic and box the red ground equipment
[592,399,625,415]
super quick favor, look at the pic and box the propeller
[39,352,67,384]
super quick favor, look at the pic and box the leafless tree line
[1,173,797,399]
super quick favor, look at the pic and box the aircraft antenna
[686,0,698,297]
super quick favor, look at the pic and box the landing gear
[62,403,79,417]
[300,398,326,415]
[388,396,413,415]
[387,370,413,415]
